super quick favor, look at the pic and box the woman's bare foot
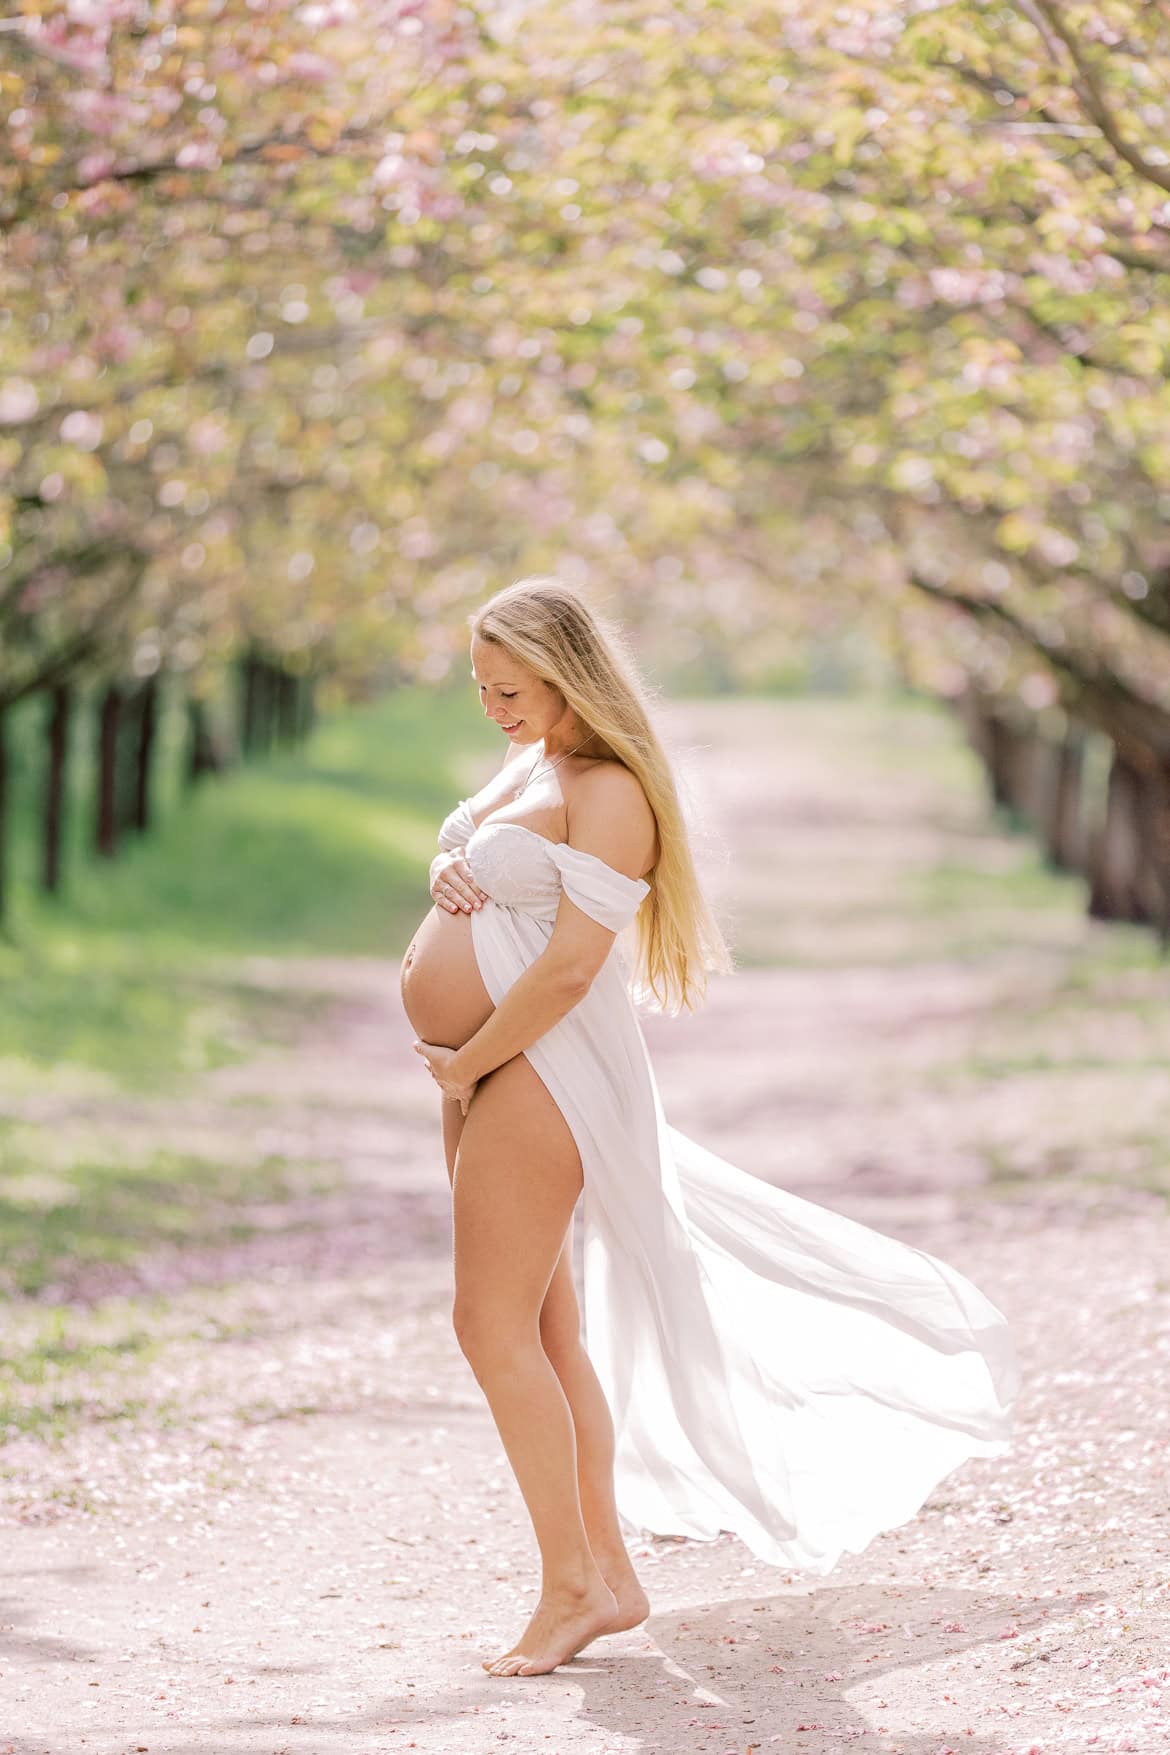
[483,1577,619,1677]
[594,1555,650,1634]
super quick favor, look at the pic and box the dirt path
[2,699,1168,1755]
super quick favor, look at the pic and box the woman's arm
[444,905,618,1084]
[414,764,655,1106]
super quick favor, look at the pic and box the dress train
[436,800,1019,1574]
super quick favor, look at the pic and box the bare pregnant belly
[399,904,495,1047]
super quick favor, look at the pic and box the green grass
[0,1129,333,1298]
[982,1136,1170,1200]
[0,946,265,1090]
[0,684,492,1088]
[0,1291,261,1442]
[912,847,1089,914]
[0,1134,337,1437]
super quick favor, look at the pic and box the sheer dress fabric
[435,798,1019,1574]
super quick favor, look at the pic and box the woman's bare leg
[450,1055,617,1676]
[440,1089,647,1644]
[539,1241,650,1632]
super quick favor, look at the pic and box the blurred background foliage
[2,0,1170,936]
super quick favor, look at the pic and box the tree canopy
[4,1,1170,920]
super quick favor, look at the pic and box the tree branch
[908,570,1170,767]
[1023,0,1170,196]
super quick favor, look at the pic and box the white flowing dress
[437,799,1020,1577]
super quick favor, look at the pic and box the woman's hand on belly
[429,848,489,915]
[413,1040,478,1115]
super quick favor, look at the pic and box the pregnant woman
[399,575,1019,1680]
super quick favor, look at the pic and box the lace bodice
[437,798,649,931]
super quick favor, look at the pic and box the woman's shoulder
[574,756,650,814]
[568,758,657,871]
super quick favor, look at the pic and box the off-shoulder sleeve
[437,798,477,851]
[547,842,650,932]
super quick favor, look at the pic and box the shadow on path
[364,1580,1094,1753]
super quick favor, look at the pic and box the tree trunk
[95,684,123,858]
[42,681,73,893]
[956,687,997,794]
[1002,720,1042,822]
[1132,765,1170,943]
[186,696,222,785]
[0,702,9,930]
[239,651,278,756]
[239,652,260,756]
[130,677,158,833]
[1038,729,1085,873]
[960,691,1026,815]
[256,660,276,754]
[115,691,138,836]
[297,676,317,741]
[1087,751,1147,923]
[972,709,1039,823]
[276,670,299,744]
[1154,769,1170,948]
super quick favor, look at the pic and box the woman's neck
[541,722,596,760]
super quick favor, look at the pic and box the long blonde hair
[470,576,733,1012]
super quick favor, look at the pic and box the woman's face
[470,634,564,746]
